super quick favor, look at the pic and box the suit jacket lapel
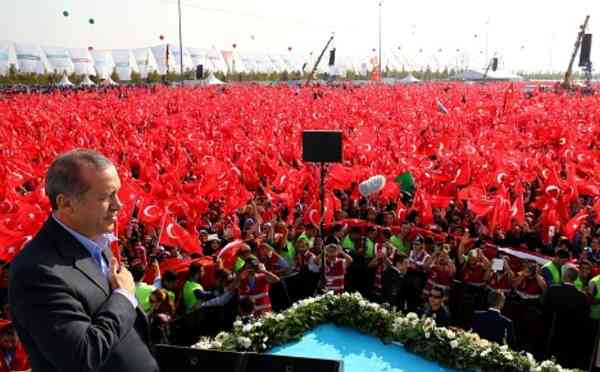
[44,216,110,296]
[74,256,110,296]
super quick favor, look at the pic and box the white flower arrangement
[191,292,579,372]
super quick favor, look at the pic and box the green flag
[395,172,415,196]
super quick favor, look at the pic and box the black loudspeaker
[579,33,592,67]
[328,48,336,66]
[491,57,498,71]
[302,130,342,163]
[196,64,204,79]
[155,345,343,372]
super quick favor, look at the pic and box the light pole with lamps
[378,1,383,78]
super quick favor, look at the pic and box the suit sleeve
[10,264,136,372]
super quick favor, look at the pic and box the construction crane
[562,15,590,89]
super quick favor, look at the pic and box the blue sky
[1,0,599,72]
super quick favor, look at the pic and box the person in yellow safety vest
[296,224,318,249]
[574,260,593,292]
[388,224,411,255]
[588,274,600,321]
[273,233,295,267]
[342,226,361,253]
[541,249,570,287]
[234,244,256,273]
[132,264,157,313]
[362,227,377,260]
[183,262,208,313]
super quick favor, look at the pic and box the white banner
[112,49,137,81]
[91,50,115,79]
[68,48,96,75]
[14,43,46,74]
[43,46,74,74]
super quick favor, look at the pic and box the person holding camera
[514,261,547,301]
[238,258,280,316]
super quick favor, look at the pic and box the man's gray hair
[45,149,114,210]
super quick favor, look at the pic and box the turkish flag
[511,192,525,226]
[564,209,589,240]
[217,239,245,270]
[159,219,202,255]
[138,202,164,227]
[0,234,32,262]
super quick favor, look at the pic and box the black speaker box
[155,345,343,372]
[579,33,592,67]
[491,57,498,71]
[328,48,336,66]
[302,130,342,163]
[196,64,204,80]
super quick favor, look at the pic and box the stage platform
[268,324,454,372]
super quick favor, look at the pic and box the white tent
[168,43,194,73]
[399,73,420,84]
[101,76,118,86]
[43,46,74,75]
[150,44,175,75]
[79,75,96,87]
[0,41,14,76]
[187,47,210,73]
[58,73,74,87]
[133,48,158,78]
[451,69,523,81]
[112,49,139,81]
[206,46,228,73]
[14,42,47,74]
[91,50,115,79]
[204,72,223,85]
[68,48,96,76]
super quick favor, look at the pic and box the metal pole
[178,0,184,84]
[378,1,382,78]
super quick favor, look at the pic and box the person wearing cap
[204,234,221,256]
[541,248,571,287]
[239,258,280,316]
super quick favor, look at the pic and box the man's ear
[56,194,74,212]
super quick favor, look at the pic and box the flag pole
[378,1,382,78]
[178,0,184,85]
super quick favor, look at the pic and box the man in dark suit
[471,290,516,348]
[9,149,159,372]
[542,265,590,370]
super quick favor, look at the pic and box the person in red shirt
[239,258,280,316]
[0,323,30,372]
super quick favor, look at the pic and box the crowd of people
[48,179,596,370]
